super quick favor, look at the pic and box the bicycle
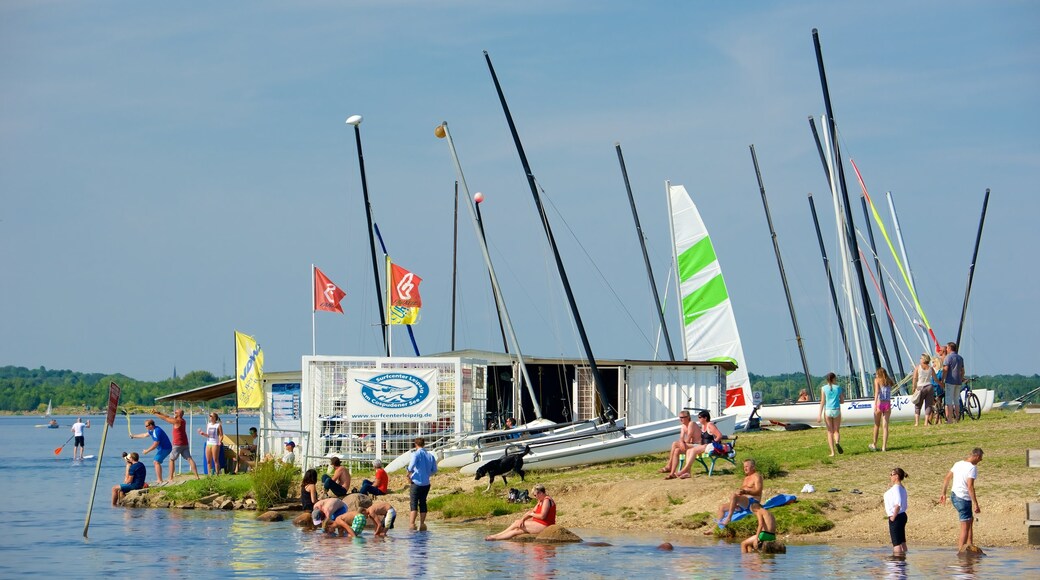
[932,377,982,422]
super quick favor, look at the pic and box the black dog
[474,445,530,491]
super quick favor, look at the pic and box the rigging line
[531,176,660,354]
[856,246,914,367]
[852,228,930,353]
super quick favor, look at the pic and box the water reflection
[880,554,908,580]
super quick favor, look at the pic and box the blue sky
[2,1,1037,381]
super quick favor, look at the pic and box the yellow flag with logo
[235,331,264,409]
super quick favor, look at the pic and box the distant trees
[0,366,226,412]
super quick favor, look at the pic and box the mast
[615,142,675,361]
[859,194,902,377]
[886,191,929,349]
[808,193,855,396]
[749,145,813,396]
[821,118,868,395]
[483,51,616,421]
[451,181,459,351]
[812,29,883,373]
[474,194,510,353]
[956,188,991,347]
[346,115,389,356]
[437,121,543,420]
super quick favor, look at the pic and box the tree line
[1,365,1038,412]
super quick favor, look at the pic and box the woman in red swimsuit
[485,484,556,541]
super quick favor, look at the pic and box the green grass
[160,475,253,503]
[712,500,835,538]
[427,492,529,519]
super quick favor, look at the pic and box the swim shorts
[169,445,192,461]
[757,531,776,542]
[155,447,172,464]
[74,436,85,447]
[951,494,973,522]
[351,514,366,536]
[384,507,397,530]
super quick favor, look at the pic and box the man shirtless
[368,501,397,536]
[669,410,724,479]
[740,501,777,553]
[658,411,695,474]
[714,458,764,528]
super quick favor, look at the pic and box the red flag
[314,267,346,313]
[390,263,423,308]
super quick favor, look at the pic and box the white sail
[666,183,752,412]
[46,399,52,416]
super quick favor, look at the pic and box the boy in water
[740,502,777,553]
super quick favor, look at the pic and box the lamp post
[346,115,388,356]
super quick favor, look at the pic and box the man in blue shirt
[132,419,174,484]
[942,342,966,423]
[406,437,438,531]
[111,452,146,505]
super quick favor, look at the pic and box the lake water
[2,415,1038,578]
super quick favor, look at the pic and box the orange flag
[390,263,423,308]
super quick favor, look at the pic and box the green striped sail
[668,184,751,409]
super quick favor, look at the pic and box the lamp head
[345,115,363,126]
[434,123,446,139]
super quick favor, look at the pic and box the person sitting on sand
[485,483,556,541]
[311,497,348,533]
[740,501,777,553]
[710,458,763,531]
[359,459,389,496]
[322,456,350,498]
[668,410,723,480]
[111,452,146,506]
[368,501,397,536]
[658,411,695,475]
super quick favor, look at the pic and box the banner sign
[270,382,302,432]
[345,368,439,422]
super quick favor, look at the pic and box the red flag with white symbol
[390,263,423,308]
[314,266,346,313]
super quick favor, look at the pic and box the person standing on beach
[658,410,695,475]
[152,409,200,480]
[197,412,223,475]
[884,467,909,555]
[131,419,173,485]
[940,448,983,552]
[871,368,894,452]
[817,372,844,456]
[941,342,965,423]
[71,418,90,461]
[407,437,438,531]
[911,354,937,427]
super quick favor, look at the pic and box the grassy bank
[424,410,1039,546]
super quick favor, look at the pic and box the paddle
[54,434,75,455]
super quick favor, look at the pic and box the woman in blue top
[817,372,844,456]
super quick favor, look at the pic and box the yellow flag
[389,305,420,325]
[235,331,264,409]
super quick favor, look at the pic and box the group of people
[813,341,968,457]
[911,342,968,426]
[659,410,726,480]
[310,495,397,538]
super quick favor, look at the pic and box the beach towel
[717,494,797,528]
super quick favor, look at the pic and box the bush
[161,475,252,503]
[251,459,300,511]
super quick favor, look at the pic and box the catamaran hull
[758,389,992,427]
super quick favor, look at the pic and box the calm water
[1,415,1038,578]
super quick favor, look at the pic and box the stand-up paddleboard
[72,455,96,462]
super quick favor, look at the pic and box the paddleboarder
[70,418,90,461]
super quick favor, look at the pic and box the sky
[2,1,1037,382]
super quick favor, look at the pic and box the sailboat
[666,183,754,425]
[37,400,60,428]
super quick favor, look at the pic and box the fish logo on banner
[354,373,430,409]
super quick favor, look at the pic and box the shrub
[161,475,252,503]
[251,459,300,511]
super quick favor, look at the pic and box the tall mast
[749,145,813,396]
[808,193,854,397]
[450,181,459,351]
[956,189,991,347]
[474,195,510,353]
[615,142,675,361]
[812,29,883,373]
[858,194,902,377]
[437,122,543,420]
[346,115,389,356]
[484,51,616,421]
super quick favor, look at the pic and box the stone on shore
[257,511,284,522]
[960,544,986,556]
[528,525,582,543]
[293,512,315,527]
[343,493,373,512]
